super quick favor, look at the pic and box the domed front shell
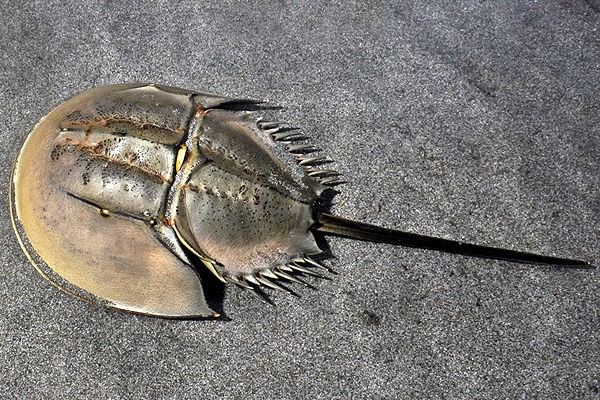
[11,83,321,318]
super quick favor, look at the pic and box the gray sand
[0,2,598,399]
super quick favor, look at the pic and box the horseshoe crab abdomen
[170,108,321,277]
[177,160,320,276]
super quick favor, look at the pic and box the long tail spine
[314,213,593,268]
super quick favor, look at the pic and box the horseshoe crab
[10,83,592,318]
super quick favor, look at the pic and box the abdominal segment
[177,162,320,275]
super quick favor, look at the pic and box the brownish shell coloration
[10,83,592,318]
